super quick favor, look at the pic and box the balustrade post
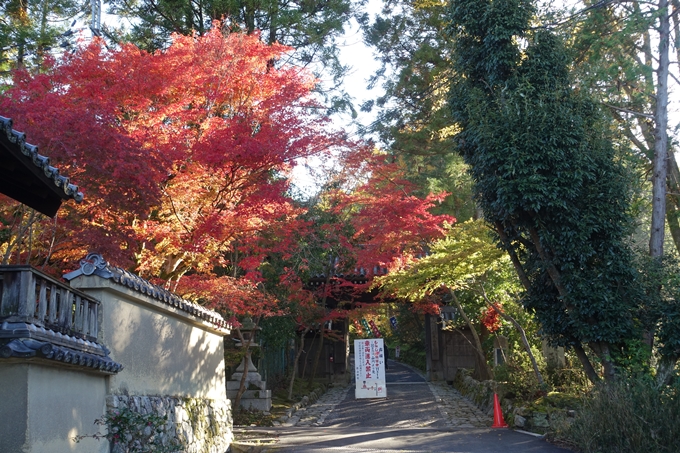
[82,299,90,335]
[0,271,19,317]
[91,303,99,338]
[64,293,73,331]
[25,271,36,318]
[57,288,71,330]
[74,296,83,333]
[37,280,48,323]
[47,284,58,325]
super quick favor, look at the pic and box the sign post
[354,338,387,399]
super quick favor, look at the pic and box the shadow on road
[270,426,573,452]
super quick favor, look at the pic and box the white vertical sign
[354,338,387,399]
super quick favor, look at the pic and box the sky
[290,1,384,197]
[93,0,680,197]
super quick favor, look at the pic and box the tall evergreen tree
[0,0,81,74]
[360,0,476,221]
[567,0,679,255]
[447,0,644,382]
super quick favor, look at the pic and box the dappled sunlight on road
[322,385,446,428]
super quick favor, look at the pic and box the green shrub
[494,361,542,400]
[397,343,426,371]
[545,364,591,394]
[565,378,680,453]
[74,407,181,452]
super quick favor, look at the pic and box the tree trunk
[668,0,680,253]
[308,325,326,385]
[26,211,33,265]
[589,341,617,382]
[495,221,532,291]
[3,206,30,265]
[645,0,672,364]
[233,328,251,411]
[479,289,544,386]
[288,327,310,400]
[41,215,58,270]
[268,1,279,45]
[309,261,335,385]
[233,319,259,411]
[450,289,493,380]
[573,343,601,384]
[527,225,569,299]
[650,0,670,258]
[301,329,317,379]
[245,2,256,34]
[656,354,678,386]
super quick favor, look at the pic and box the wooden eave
[0,116,83,217]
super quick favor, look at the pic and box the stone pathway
[282,384,351,427]
[427,380,492,428]
[277,362,491,430]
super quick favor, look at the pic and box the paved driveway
[235,359,573,452]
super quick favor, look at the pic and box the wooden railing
[0,266,100,341]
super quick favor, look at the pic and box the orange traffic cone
[491,393,508,428]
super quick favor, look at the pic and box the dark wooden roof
[63,253,230,332]
[0,116,83,217]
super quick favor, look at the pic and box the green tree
[377,220,543,384]
[564,0,680,382]
[447,0,645,383]
[359,0,476,221]
[105,0,357,109]
[0,0,80,74]
[565,1,680,254]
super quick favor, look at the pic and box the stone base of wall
[107,394,232,453]
[509,405,575,434]
[451,369,501,416]
[451,369,575,434]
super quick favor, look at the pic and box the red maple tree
[1,24,348,290]
[2,20,458,357]
[327,146,455,281]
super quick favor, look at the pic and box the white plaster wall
[0,364,28,453]
[70,276,227,400]
[0,363,108,453]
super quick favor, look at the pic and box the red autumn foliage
[284,147,456,310]
[0,25,350,310]
[0,23,456,324]
[481,304,502,333]
[329,146,455,276]
[174,273,282,325]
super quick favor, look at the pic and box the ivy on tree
[447,0,645,383]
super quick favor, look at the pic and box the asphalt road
[322,361,444,429]
[263,360,573,452]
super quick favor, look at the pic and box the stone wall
[451,369,575,434]
[451,369,499,417]
[107,394,232,453]
[0,256,233,453]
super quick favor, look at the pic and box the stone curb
[272,383,329,426]
[231,384,343,451]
